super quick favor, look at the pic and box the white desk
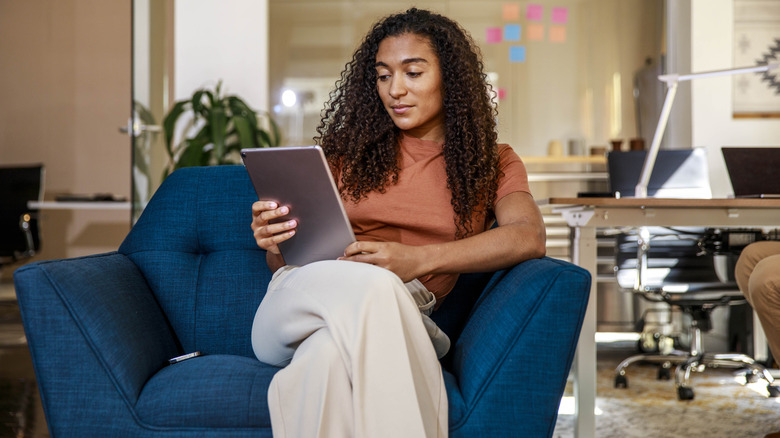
[548,197,780,438]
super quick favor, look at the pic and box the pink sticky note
[526,4,543,21]
[502,3,520,21]
[549,25,566,43]
[527,23,544,41]
[552,7,568,24]
[498,88,507,100]
[486,27,502,44]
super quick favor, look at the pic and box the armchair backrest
[119,166,272,358]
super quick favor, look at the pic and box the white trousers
[251,260,448,438]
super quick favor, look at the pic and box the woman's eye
[407,72,422,78]
[377,74,390,81]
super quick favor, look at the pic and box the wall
[174,0,269,111]
[0,0,132,265]
[691,0,780,197]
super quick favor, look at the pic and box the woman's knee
[748,255,780,307]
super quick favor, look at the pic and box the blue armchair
[14,165,590,437]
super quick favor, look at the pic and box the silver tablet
[241,146,356,266]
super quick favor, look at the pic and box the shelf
[29,201,131,211]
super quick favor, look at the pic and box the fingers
[251,201,297,252]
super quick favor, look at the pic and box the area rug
[553,342,780,437]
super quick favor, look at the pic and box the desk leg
[572,225,597,438]
[754,312,769,363]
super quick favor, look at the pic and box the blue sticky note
[504,24,521,41]
[509,45,526,63]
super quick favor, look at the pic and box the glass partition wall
[131,0,664,219]
[269,0,664,157]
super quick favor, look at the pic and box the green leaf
[210,107,227,159]
[163,100,189,158]
[175,138,206,169]
[233,116,255,148]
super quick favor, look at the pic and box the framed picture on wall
[733,0,780,118]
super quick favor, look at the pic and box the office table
[547,197,780,438]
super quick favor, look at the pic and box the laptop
[241,146,356,266]
[606,148,712,198]
[722,147,780,198]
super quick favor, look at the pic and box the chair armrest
[14,253,180,408]
[447,257,590,436]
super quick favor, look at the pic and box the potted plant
[162,81,281,178]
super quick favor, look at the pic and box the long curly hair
[315,8,500,238]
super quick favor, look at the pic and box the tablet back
[241,146,356,266]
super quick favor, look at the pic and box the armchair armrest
[447,257,590,437]
[14,252,180,432]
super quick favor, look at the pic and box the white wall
[174,0,269,111]
[691,0,780,197]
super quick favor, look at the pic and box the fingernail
[287,220,296,227]
[268,202,278,208]
[280,206,289,214]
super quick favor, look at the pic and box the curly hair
[315,8,500,238]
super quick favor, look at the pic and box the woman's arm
[340,191,546,282]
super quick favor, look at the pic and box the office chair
[605,149,779,400]
[0,164,44,275]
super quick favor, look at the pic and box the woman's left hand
[339,241,424,282]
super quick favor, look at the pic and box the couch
[14,165,590,437]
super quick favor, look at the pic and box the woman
[250,8,545,437]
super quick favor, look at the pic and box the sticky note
[498,87,508,100]
[502,3,520,20]
[504,24,521,41]
[509,46,526,63]
[549,25,566,43]
[552,7,568,24]
[527,23,544,41]
[526,4,543,21]
[486,27,502,44]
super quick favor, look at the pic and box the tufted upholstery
[15,165,590,437]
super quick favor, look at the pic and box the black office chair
[0,164,44,274]
[605,149,778,400]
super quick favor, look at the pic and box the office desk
[548,197,780,438]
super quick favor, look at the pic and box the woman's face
[375,33,445,142]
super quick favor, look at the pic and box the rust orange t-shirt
[339,132,532,301]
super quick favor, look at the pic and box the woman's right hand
[251,201,297,255]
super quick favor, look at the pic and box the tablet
[241,146,356,266]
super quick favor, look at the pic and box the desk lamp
[635,61,780,198]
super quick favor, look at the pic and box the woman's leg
[735,241,780,361]
[252,260,448,438]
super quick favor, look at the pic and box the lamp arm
[633,62,779,199]
[635,80,679,198]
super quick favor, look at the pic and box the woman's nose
[388,77,407,98]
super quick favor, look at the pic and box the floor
[0,276,48,438]
[3,273,779,438]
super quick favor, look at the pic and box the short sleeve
[494,144,532,206]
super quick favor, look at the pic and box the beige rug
[553,342,780,438]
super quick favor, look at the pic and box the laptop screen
[721,147,780,198]
[606,148,711,198]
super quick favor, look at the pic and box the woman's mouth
[391,104,411,115]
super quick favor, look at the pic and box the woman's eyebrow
[374,57,429,68]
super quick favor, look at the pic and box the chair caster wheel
[768,386,780,398]
[677,386,695,401]
[745,371,759,384]
[615,374,628,389]
[657,366,671,380]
